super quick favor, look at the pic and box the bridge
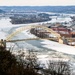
[6,25,61,41]
[0,25,63,48]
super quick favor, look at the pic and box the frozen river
[0,18,54,51]
[0,17,75,60]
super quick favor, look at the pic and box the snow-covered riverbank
[41,40,75,55]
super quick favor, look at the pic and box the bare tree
[17,49,41,72]
[25,50,38,69]
[43,60,71,75]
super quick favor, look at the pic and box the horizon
[0,0,75,6]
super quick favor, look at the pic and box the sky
[0,0,75,6]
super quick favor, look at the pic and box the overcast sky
[0,0,75,6]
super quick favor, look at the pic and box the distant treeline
[0,6,75,14]
[10,13,51,24]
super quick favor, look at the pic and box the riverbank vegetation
[0,46,71,75]
[10,13,51,24]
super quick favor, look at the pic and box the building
[51,27,72,37]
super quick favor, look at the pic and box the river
[0,17,75,58]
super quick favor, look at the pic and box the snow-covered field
[48,16,72,23]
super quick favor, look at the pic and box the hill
[0,6,75,14]
[0,9,5,13]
